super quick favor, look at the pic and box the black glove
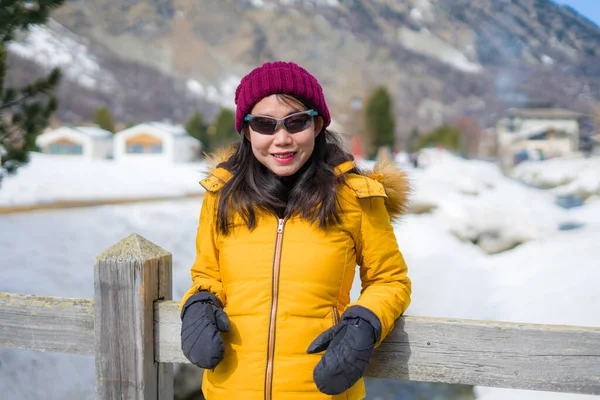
[181,291,230,369]
[307,306,382,395]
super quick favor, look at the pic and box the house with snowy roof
[495,107,587,166]
[36,125,113,159]
[113,122,202,163]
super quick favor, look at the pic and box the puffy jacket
[180,158,412,400]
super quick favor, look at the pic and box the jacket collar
[199,148,410,220]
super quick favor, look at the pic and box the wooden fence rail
[1,234,599,399]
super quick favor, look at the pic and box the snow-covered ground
[1,150,599,399]
[0,153,207,207]
[511,156,600,200]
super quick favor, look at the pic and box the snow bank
[408,149,573,253]
[512,156,600,200]
[0,153,207,207]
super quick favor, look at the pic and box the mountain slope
[8,0,600,139]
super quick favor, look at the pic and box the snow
[186,76,241,109]
[541,54,555,65]
[1,151,599,399]
[405,149,574,254]
[144,121,189,136]
[186,79,205,96]
[410,0,434,22]
[251,0,339,9]
[410,8,424,21]
[216,75,242,108]
[511,156,600,200]
[0,153,207,207]
[398,27,483,73]
[72,126,113,138]
[476,387,598,400]
[7,19,116,92]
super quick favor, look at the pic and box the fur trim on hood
[367,159,410,220]
[201,147,410,220]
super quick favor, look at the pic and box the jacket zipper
[265,218,286,400]
[332,306,340,325]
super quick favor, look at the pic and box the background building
[36,126,113,159]
[496,107,586,167]
[113,122,201,163]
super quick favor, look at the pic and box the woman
[180,61,411,400]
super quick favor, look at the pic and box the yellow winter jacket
[180,159,412,400]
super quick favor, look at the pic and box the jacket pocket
[331,306,340,326]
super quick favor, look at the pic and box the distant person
[410,151,420,168]
[180,61,412,400]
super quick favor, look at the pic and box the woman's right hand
[181,291,231,369]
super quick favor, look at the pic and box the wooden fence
[1,233,599,399]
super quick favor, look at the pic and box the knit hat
[234,61,331,133]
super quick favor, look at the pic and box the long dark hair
[215,95,356,235]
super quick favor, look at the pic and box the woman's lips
[272,152,297,164]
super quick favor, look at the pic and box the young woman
[180,61,411,400]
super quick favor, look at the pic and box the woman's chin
[265,155,308,176]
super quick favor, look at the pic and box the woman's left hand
[306,306,381,395]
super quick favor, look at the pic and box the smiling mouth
[272,152,297,159]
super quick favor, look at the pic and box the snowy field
[0,153,207,207]
[1,150,599,399]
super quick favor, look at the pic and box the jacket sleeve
[179,191,226,311]
[348,196,411,346]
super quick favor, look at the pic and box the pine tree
[212,108,238,149]
[93,106,116,133]
[0,0,64,187]
[365,86,395,158]
[185,110,209,153]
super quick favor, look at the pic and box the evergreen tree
[212,108,238,149]
[0,0,64,187]
[364,86,395,157]
[185,110,209,153]
[93,106,115,133]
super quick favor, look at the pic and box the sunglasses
[244,109,318,135]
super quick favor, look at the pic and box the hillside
[6,0,600,139]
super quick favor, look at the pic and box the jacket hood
[366,158,410,220]
[201,147,411,221]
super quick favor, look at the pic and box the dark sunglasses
[244,109,318,135]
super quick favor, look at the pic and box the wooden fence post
[94,233,174,399]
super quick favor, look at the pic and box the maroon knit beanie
[234,61,331,133]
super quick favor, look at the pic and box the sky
[554,0,600,27]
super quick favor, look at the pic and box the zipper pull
[277,219,285,233]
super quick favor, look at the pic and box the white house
[36,125,113,159]
[496,107,585,166]
[113,122,201,163]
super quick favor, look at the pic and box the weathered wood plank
[156,241,174,400]
[94,233,172,400]
[369,317,600,395]
[0,292,94,355]
[154,300,600,395]
[2,293,599,395]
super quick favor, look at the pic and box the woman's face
[244,94,323,177]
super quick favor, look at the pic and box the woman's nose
[272,126,293,145]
